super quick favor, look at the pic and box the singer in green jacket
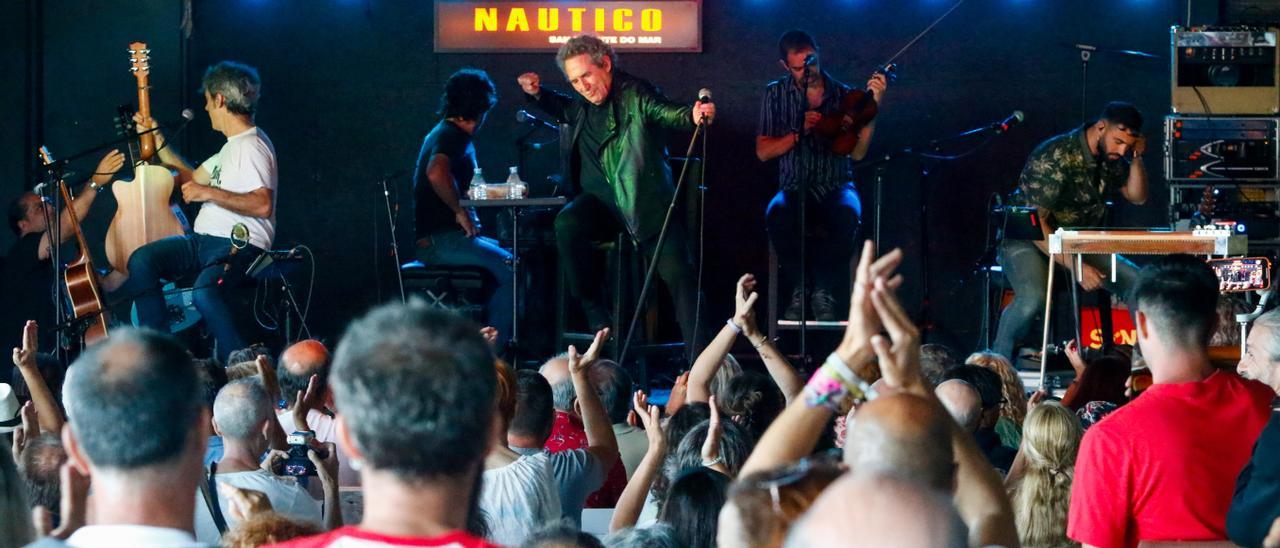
[518,34,715,353]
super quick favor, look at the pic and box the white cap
[0,384,20,433]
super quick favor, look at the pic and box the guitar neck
[57,180,95,266]
[129,41,157,161]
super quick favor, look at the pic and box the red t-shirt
[268,526,499,548]
[1068,370,1274,547]
[545,410,627,508]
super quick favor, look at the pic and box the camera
[283,432,327,477]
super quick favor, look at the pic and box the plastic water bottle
[468,167,488,200]
[506,166,528,199]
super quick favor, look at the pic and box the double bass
[37,147,109,344]
[105,42,185,275]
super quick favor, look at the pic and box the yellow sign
[435,1,702,53]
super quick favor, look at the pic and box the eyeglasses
[746,449,843,514]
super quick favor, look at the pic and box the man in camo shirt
[993,102,1149,361]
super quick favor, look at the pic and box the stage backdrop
[3,0,1189,362]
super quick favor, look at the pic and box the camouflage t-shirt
[1011,125,1130,228]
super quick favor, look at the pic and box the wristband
[726,318,743,335]
[802,353,878,414]
[702,455,724,468]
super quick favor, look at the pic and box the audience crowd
[3,245,1280,548]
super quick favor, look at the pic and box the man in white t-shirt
[119,61,276,362]
[194,379,332,543]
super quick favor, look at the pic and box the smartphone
[1207,257,1271,293]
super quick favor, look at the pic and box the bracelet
[751,336,769,350]
[802,352,878,414]
[88,180,102,191]
[702,455,724,468]
[726,318,743,335]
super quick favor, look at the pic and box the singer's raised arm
[525,84,576,124]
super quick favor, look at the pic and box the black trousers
[554,193,701,353]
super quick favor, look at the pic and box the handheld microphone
[994,111,1025,134]
[696,88,713,125]
[803,53,818,66]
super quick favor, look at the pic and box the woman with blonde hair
[967,350,1029,448]
[1007,401,1083,548]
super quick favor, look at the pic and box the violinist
[756,29,887,321]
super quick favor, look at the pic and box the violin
[812,63,897,156]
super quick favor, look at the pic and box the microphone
[515,109,558,131]
[803,53,818,66]
[993,110,1024,134]
[697,88,713,125]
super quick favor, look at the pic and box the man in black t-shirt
[1,150,124,355]
[411,69,512,348]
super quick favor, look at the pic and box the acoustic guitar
[105,42,185,275]
[37,147,109,344]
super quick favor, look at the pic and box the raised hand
[568,328,610,375]
[517,72,541,96]
[292,374,321,431]
[667,371,690,415]
[837,241,904,370]
[700,395,727,473]
[13,320,38,370]
[732,274,760,336]
[632,390,665,453]
[869,276,923,394]
[1026,390,1048,414]
[480,326,499,347]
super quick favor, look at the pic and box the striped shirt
[757,71,855,198]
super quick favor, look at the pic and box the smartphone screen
[1208,257,1271,293]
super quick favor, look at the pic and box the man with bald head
[195,379,323,541]
[532,346,626,509]
[785,472,967,547]
[273,339,357,485]
[935,380,982,433]
[844,393,957,491]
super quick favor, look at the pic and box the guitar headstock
[128,42,151,80]
[37,145,55,166]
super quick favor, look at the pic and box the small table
[461,196,568,361]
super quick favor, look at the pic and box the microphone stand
[619,116,706,366]
[35,157,67,362]
[378,173,407,303]
[855,117,1016,340]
